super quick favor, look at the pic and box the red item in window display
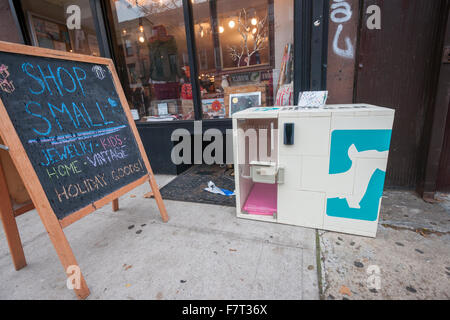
[181,83,192,100]
[211,100,222,112]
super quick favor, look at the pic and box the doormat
[160,165,236,207]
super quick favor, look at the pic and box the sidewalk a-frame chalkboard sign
[0,41,169,299]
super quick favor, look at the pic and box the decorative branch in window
[228,9,268,67]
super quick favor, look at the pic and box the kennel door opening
[237,118,279,217]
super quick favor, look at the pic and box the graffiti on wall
[330,0,354,59]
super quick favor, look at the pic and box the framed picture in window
[229,92,262,116]
[26,12,72,52]
[203,98,225,118]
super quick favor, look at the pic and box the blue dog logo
[326,130,392,221]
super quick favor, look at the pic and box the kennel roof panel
[232,104,395,119]
[232,107,281,119]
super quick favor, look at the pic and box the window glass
[108,0,193,121]
[192,0,294,119]
[20,0,101,56]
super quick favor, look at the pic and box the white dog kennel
[232,104,395,237]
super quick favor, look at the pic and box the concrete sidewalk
[0,175,319,300]
[319,191,450,300]
[1,174,449,300]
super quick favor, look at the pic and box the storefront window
[20,0,100,56]
[108,0,193,121]
[19,0,293,122]
[193,0,294,119]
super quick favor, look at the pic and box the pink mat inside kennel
[243,183,277,216]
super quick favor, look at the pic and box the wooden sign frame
[0,41,168,299]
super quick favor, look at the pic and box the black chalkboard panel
[0,52,148,220]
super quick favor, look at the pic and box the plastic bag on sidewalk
[204,181,235,196]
